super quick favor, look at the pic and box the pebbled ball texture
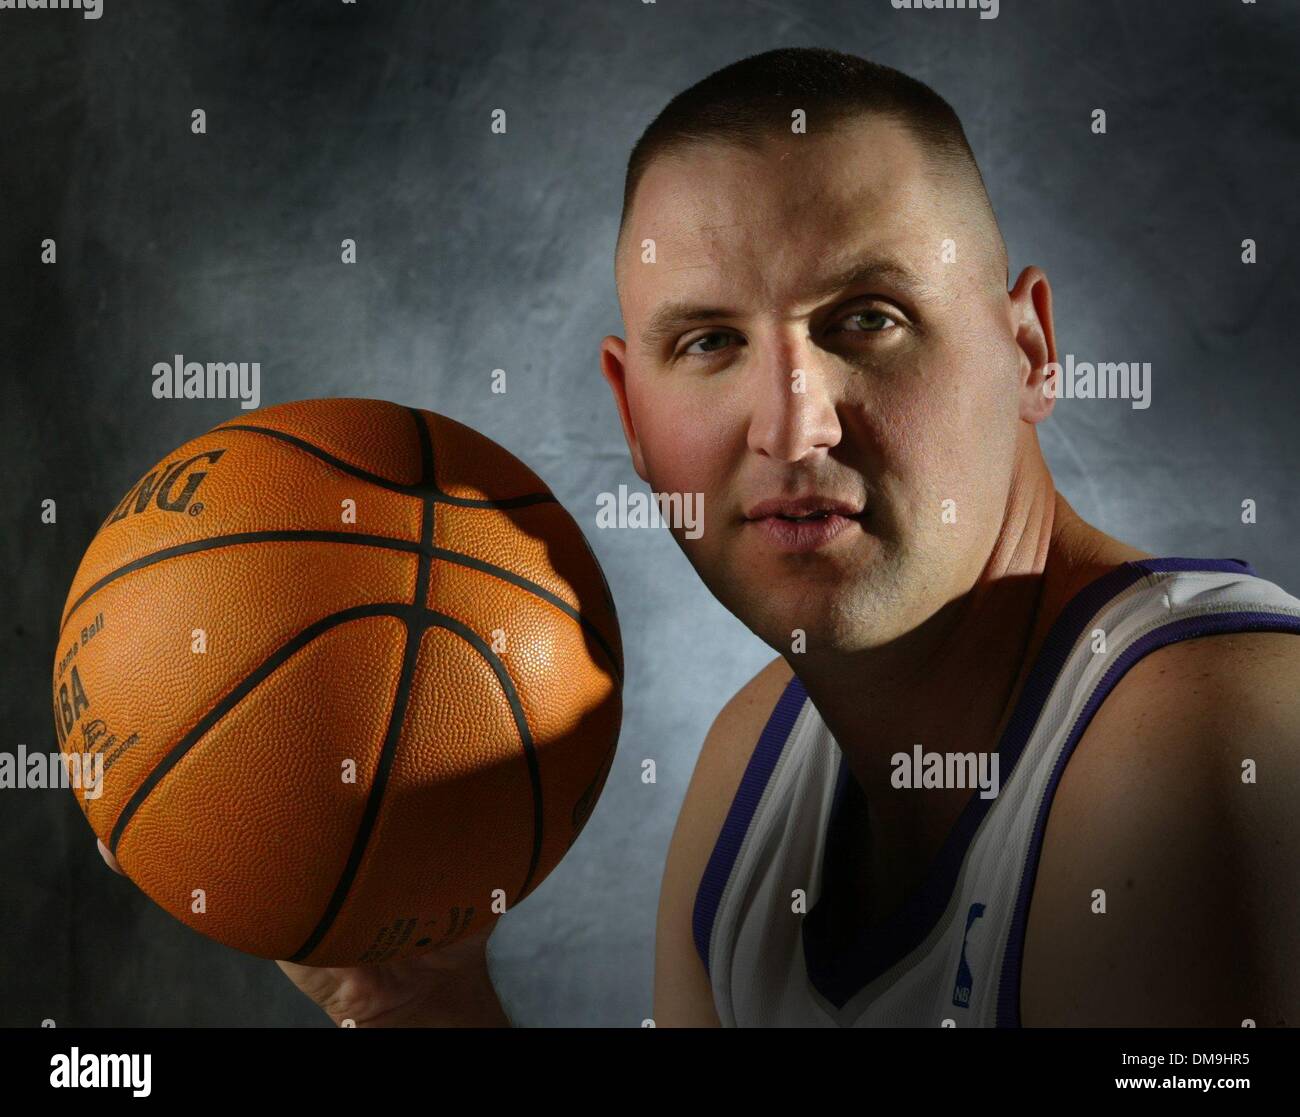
[52,397,622,966]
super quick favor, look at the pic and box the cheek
[873,341,1017,509]
[628,381,731,495]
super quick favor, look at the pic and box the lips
[743,495,864,522]
[741,494,867,554]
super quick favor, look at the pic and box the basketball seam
[290,408,442,962]
[107,603,413,855]
[287,618,426,964]
[82,407,615,962]
[60,416,624,681]
[288,614,548,963]
[288,408,545,963]
[101,602,548,960]
[217,422,559,508]
[58,531,421,633]
[60,534,623,684]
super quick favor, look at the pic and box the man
[103,47,1300,1029]
[596,47,1300,1027]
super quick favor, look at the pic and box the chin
[735,584,878,656]
[698,545,895,645]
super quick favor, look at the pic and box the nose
[746,348,843,464]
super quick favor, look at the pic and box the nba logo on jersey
[952,903,987,1008]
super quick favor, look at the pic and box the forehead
[619,117,952,306]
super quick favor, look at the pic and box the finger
[97,837,126,876]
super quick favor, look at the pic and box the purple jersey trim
[801,559,1162,1009]
[994,605,1300,1026]
[688,556,1288,1018]
[692,673,807,976]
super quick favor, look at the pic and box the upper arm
[1022,632,1300,1026]
[652,655,793,1027]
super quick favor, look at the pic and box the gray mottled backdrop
[1,0,1296,1026]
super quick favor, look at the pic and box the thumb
[97,837,126,876]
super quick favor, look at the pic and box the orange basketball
[52,397,622,966]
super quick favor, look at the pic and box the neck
[794,450,1147,817]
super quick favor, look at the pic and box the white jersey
[692,558,1300,1027]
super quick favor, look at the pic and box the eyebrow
[638,255,936,352]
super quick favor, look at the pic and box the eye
[833,308,897,334]
[681,331,739,358]
[678,306,901,360]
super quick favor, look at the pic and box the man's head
[601,48,1058,657]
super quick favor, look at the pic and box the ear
[1009,266,1058,424]
[599,335,650,482]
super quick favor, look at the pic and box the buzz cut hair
[617,47,1005,277]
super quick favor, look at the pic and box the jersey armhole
[995,608,1300,1027]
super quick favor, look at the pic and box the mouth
[743,496,865,522]
[742,496,867,553]
[765,509,845,522]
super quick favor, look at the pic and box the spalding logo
[102,449,227,529]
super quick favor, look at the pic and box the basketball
[51,397,622,966]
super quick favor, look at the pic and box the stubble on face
[612,117,1019,655]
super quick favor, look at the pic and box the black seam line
[287,618,423,964]
[104,601,547,956]
[59,530,624,685]
[58,531,422,635]
[427,545,624,684]
[288,407,444,963]
[429,612,545,909]
[410,405,437,491]
[415,412,438,697]
[412,407,437,610]
[107,602,412,856]
[217,423,558,509]
[288,609,546,963]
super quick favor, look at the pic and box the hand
[96,838,510,1027]
[275,923,508,1028]
[98,836,126,876]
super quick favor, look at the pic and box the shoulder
[661,652,795,915]
[705,655,797,764]
[680,655,795,843]
[1021,630,1300,1026]
[652,655,794,1026]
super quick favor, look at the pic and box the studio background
[1,0,1296,1027]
